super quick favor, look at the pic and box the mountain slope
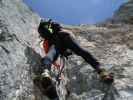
[0,0,133,100]
[114,0,133,24]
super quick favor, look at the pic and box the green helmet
[40,18,53,33]
[38,18,53,38]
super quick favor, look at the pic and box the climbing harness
[56,55,65,85]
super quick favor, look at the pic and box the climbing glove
[98,68,114,84]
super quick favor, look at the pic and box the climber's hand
[98,68,114,84]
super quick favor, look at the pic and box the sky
[23,0,127,25]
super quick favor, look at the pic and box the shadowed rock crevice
[24,46,42,75]
[0,45,10,54]
[24,46,47,100]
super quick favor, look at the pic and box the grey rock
[1,0,133,100]
[114,0,133,24]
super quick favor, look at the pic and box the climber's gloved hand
[97,68,114,84]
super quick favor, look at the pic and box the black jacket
[38,26,100,69]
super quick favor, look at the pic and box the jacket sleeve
[61,31,100,69]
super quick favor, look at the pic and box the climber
[37,18,114,87]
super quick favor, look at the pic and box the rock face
[65,23,133,100]
[114,0,133,24]
[0,0,42,100]
[0,0,133,100]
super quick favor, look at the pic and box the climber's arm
[63,33,100,69]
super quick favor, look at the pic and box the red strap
[43,39,49,53]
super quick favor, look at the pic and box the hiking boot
[41,69,52,88]
[42,69,51,78]
[98,68,114,84]
[41,70,60,100]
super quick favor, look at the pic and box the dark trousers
[42,35,100,70]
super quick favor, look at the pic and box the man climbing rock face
[37,18,114,99]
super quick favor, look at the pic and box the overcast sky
[23,0,127,25]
